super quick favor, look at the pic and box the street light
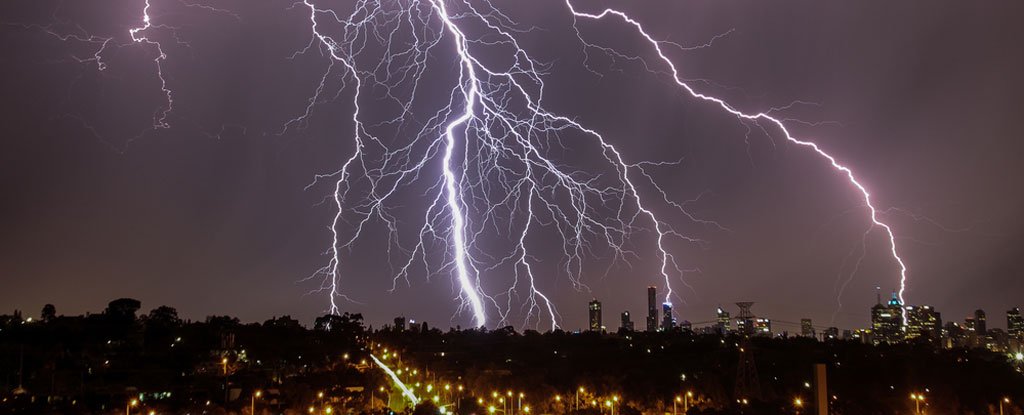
[252,390,262,415]
[1001,397,1011,415]
[794,397,803,414]
[685,391,692,413]
[674,396,680,415]
[127,399,138,415]
[910,393,925,414]
[576,387,584,411]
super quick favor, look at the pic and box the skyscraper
[646,286,658,332]
[974,309,987,335]
[620,311,634,332]
[905,305,942,343]
[589,300,602,332]
[661,302,675,331]
[800,318,815,338]
[735,302,756,336]
[871,292,904,344]
[1008,307,1024,340]
[716,307,731,335]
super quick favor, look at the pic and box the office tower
[905,305,942,343]
[620,311,634,332]
[716,307,731,334]
[1008,307,1024,340]
[735,302,756,336]
[974,309,987,335]
[661,302,675,331]
[394,316,406,332]
[646,286,658,332]
[823,327,839,340]
[800,318,815,338]
[588,300,602,331]
[871,291,904,344]
[754,318,772,336]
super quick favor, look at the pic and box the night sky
[2,1,1023,332]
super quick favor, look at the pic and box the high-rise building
[735,302,756,336]
[754,318,772,336]
[716,307,731,335]
[620,311,634,332]
[394,316,407,332]
[905,305,941,344]
[661,302,675,331]
[974,309,987,335]
[646,286,658,332]
[1008,307,1024,340]
[800,318,815,338]
[871,291,904,344]
[588,300,602,332]
[823,327,839,340]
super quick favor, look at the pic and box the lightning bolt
[294,0,721,329]
[15,0,915,329]
[129,0,173,130]
[563,2,910,319]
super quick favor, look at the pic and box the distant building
[716,307,731,335]
[661,303,675,331]
[394,316,406,332]
[974,309,987,335]
[905,305,942,344]
[1008,307,1024,341]
[620,311,634,332]
[823,327,839,340]
[646,286,658,332]
[871,292,904,344]
[589,300,602,332]
[944,322,968,349]
[800,318,815,338]
[735,302,756,336]
[754,318,772,336]
[679,320,692,332]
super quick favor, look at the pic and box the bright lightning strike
[12,1,915,329]
[563,2,910,319]
[295,0,912,328]
[295,0,724,330]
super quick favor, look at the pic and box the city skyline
[2,1,1024,332]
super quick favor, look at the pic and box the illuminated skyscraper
[824,327,839,340]
[974,309,987,335]
[1008,307,1024,340]
[661,302,675,331]
[800,318,815,338]
[905,305,941,344]
[735,302,756,336]
[716,307,731,334]
[754,318,772,336]
[871,291,904,344]
[620,311,634,332]
[646,286,658,332]
[589,300,602,332]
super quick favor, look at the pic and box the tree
[106,298,142,321]
[41,304,56,323]
[147,306,181,327]
[314,313,365,336]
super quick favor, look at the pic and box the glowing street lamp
[127,399,138,415]
[793,397,803,414]
[909,393,925,414]
[1000,397,1011,415]
[252,390,262,415]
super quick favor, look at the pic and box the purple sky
[1,0,1023,332]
